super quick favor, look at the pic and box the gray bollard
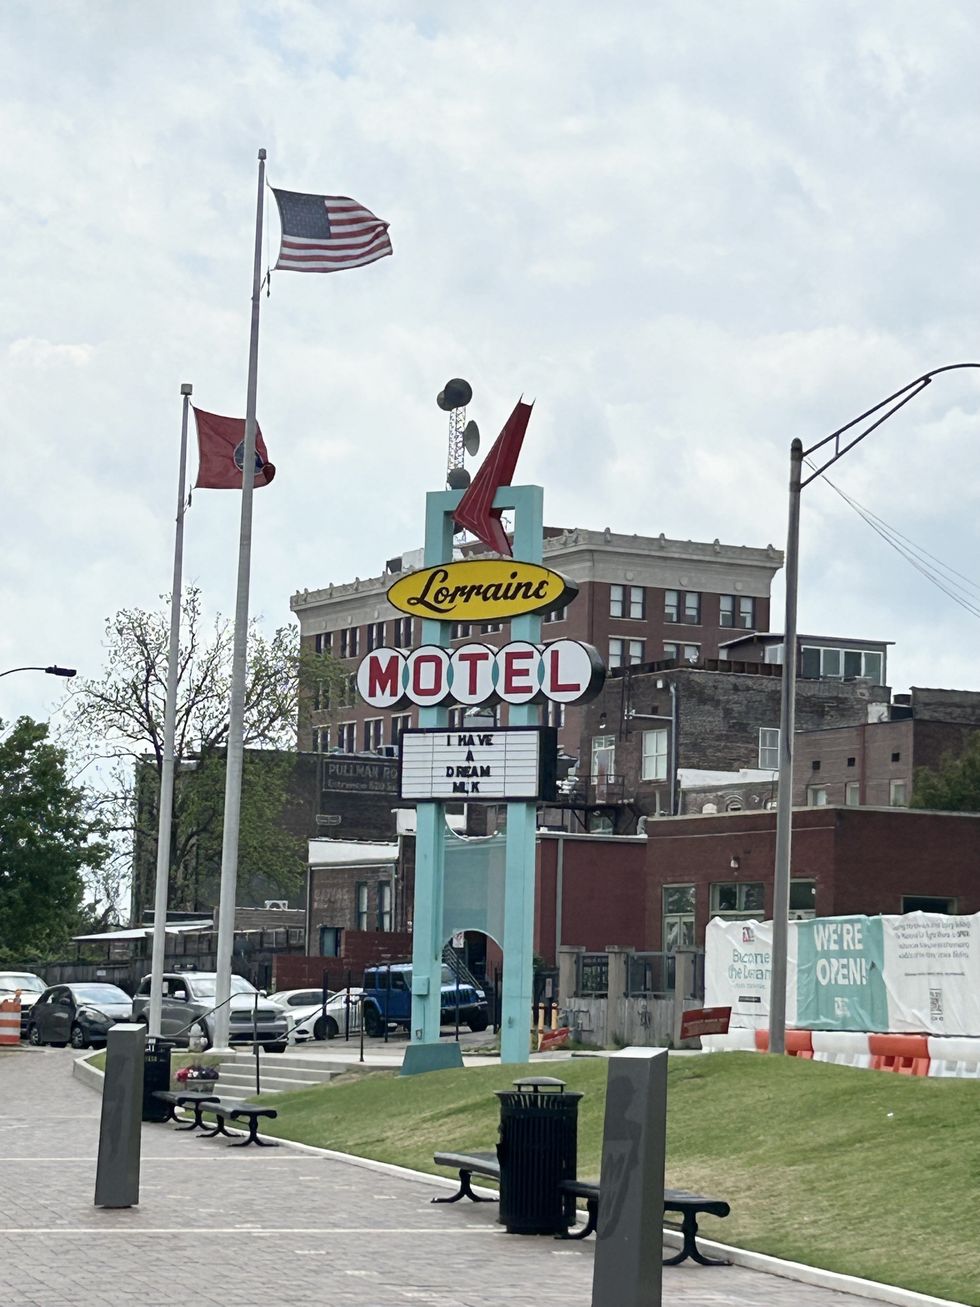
[591,1047,667,1307]
[94,1023,146,1209]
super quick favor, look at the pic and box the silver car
[132,971,289,1052]
[0,971,47,1038]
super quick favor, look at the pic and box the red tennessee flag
[451,399,532,556]
[193,408,276,490]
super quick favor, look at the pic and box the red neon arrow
[451,399,533,556]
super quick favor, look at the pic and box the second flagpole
[213,147,267,1050]
[147,381,193,1037]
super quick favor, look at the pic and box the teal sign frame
[410,484,543,1066]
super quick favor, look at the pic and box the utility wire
[806,460,980,621]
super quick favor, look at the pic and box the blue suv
[361,963,489,1037]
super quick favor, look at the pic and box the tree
[911,732,980,813]
[62,588,343,920]
[0,717,109,961]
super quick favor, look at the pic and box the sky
[3,1,980,735]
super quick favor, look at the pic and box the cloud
[1,0,980,737]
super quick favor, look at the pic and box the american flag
[271,188,392,274]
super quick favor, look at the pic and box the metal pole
[148,384,192,1037]
[668,681,678,815]
[213,148,267,1051]
[770,438,803,1056]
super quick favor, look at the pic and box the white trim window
[758,727,779,770]
[337,722,356,753]
[807,785,828,807]
[641,728,668,781]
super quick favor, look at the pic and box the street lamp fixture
[770,362,980,1055]
[0,664,77,679]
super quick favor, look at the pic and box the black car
[28,983,133,1050]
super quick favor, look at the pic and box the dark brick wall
[578,666,891,822]
[307,861,400,950]
[273,931,414,991]
[535,835,648,963]
[641,807,980,947]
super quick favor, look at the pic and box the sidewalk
[2,1047,886,1307]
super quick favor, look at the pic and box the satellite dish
[437,378,473,411]
[462,420,480,457]
[447,467,471,490]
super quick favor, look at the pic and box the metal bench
[197,1101,279,1148]
[431,1151,500,1203]
[559,1178,731,1265]
[152,1089,220,1131]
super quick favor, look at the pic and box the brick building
[793,686,980,809]
[291,526,782,764]
[556,660,891,833]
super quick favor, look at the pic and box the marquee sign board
[387,558,577,623]
[399,726,558,802]
[357,639,605,709]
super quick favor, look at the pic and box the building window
[482,621,503,634]
[845,781,861,806]
[337,722,355,753]
[450,622,472,640]
[343,672,357,707]
[366,621,385,651]
[394,616,412,647]
[807,785,828,807]
[720,595,756,629]
[340,627,359,659]
[543,606,566,624]
[314,632,332,654]
[591,735,616,802]
[447,707,466,730]
[314,726,330,752]
[377,882,393,932]
[710,882,765,919]
[610,585,643,618]
[641,729,668,781]
[847,757,856,767]
[889,779,908,807]
[355,882,369,931]
[801,646,883,681]
[901,895,956,914]
[319,926,341,957]
[628,639,645,665]
[363,718,383,752]
[891,751,901,763]
[663,885,695,952]
[758,727,779,770]
[682,592,701,624]
[390,712,412,744]
[663,642,679,660]
[790,879,817,919]
[544,701,565,729]
[664,590,679,623]
[682,644,700,662]
[609,638,624,670]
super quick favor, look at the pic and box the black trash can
[495,1075,582,1235]
[142,1037,174,1122]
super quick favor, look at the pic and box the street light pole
[768,363,980,1054]
[770,439,802,1055]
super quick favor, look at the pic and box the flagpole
[213,147,267,1051]
[148,382,193,1037]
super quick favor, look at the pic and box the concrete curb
[72,1052,105,1093]
[69,1056,965,1306]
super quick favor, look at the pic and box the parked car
[360,963,488,1037]
[268,987,363,1042]
[0,970,48,1037]
[27,983,133,1049]
[131,971,289,1052]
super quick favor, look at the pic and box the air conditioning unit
[264,899,288,910]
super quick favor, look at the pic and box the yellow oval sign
[387,559,577,622]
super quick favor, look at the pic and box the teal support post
[408,483,544,1068]
[498,485,543,1065]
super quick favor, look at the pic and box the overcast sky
[3,1,980,734]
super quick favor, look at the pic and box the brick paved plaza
[1,1047,879,1307]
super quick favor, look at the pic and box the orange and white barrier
[926,1036,980,1079]
[811,1030,873,1070]
[0,998,21,1046]
[697,1026,980,1079]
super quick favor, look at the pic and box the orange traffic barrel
[0,997,21,1045]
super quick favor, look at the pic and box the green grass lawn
[255,1053,979,1305]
